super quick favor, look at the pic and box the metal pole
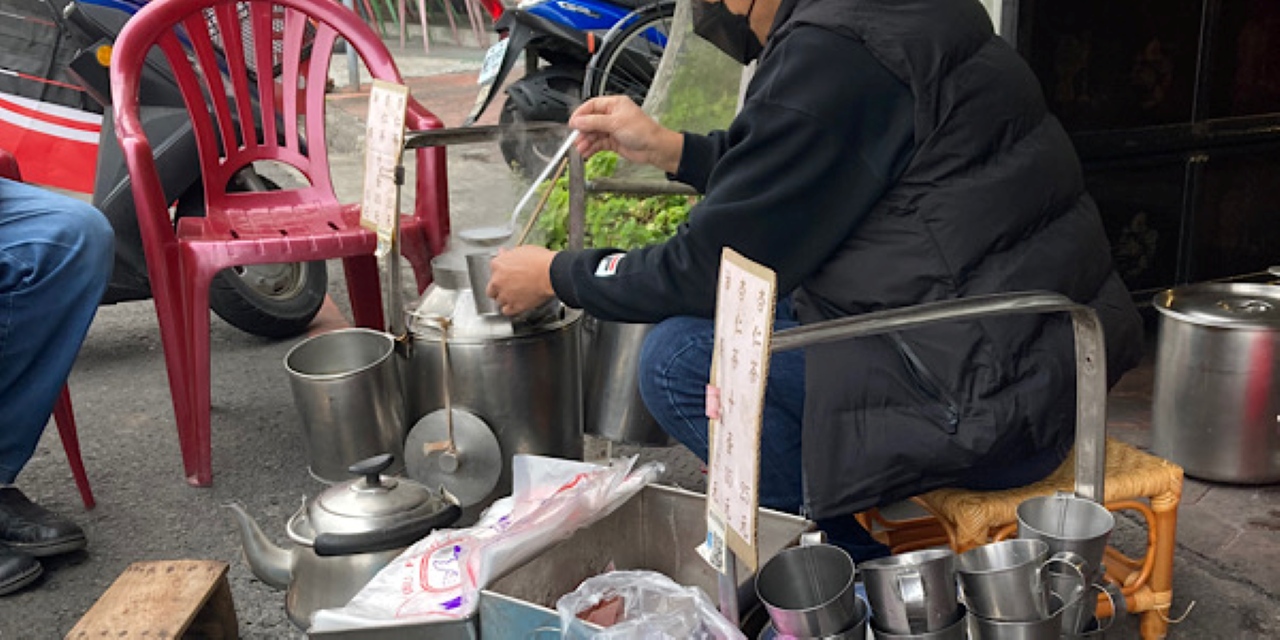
[568,148,586,251]
[717,554,740,628]
[341,0,362,90]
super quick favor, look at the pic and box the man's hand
[487,245,558,317]
[569,96,684,174]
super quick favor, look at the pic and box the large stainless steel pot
[402,251,584,518]
[1152,282,1280,483]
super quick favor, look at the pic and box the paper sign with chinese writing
[360,80,409,256]
[701,247,776,573]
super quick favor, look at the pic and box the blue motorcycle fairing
[525,0,648,39]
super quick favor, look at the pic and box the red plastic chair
[0,149,96,510]
[109,0,450,486]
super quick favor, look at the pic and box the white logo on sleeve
[595,253,625,277]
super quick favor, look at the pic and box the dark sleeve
[551,27,915,322]
[670,131,729,193]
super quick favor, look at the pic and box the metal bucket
[582,317,672,446]
[403,307,584,513]
[284,328,406,483]
[1152,282,1280,483]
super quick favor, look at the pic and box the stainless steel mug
[755,543,864,637]
[1055,572,1120,638]
[956,539,1086,622]
[968,594,1067,640]
[465,251,500,316]
[1017,492,1114,577]
[860,548,960,634]
[871,605,969,640]
[284,328,406,483]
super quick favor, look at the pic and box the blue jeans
[637,303,1069,561]
[0,179,113,484]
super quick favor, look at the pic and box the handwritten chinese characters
[705,248,776,571]
[361,80,410,256]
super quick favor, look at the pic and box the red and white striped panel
[0,90,102,194]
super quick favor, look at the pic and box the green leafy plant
[535,152,697,251]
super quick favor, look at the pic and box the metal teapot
[227,454,461,629]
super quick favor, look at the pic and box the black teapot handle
[313,503,462,557]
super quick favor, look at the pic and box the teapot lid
[305,454,449,536]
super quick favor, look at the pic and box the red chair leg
[399,225,435,294]
[52,385,95,510]
[149,257,202,485]
[343,254,387,330]
[179,265,219,487]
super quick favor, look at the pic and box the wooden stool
[857,439,1184,640]
[67,560,237,639]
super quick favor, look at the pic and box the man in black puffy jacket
[488,0,1143,559]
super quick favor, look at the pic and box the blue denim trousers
[0,178,113,484]
[637,303,1069,561]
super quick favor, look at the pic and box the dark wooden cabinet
[1002,0,1280,297]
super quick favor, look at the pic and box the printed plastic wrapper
[557,570,746,640]
[309,455,664,632]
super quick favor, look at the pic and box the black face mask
[692,0,763,65]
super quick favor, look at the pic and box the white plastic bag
[309,455,663,632]
[557,570,746,640]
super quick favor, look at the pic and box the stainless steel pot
[402,252,584,518]
[581,317,672,446]
[1152,282,1280,483]
[228,454,461,629]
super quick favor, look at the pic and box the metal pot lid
[1154,282,1280,329]
[307,454,450,536]
[404,408,503,508]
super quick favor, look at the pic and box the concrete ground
[1,31,1278,639]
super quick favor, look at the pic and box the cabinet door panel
[1190,147,1280,281]
[1084,160,1187,295]
[1019,0,1201,133]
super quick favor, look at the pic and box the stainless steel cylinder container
[1152,282,1280,483]
[403,252,584,513]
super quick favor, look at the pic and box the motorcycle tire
[583,1,676,102]
[499,66,583,177]
[174,180,328,339]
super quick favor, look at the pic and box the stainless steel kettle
[227,454,461,629]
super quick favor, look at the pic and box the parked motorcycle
[60,0,327,338]
[465,0,674,175]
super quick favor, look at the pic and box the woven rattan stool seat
[858,438,1184,640]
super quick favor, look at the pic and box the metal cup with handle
[956,538,1088,622]
[755,542,866,638]
[1054,570,1122,638]
[870,604,969,640]
[860,548,960,634]
[1017,492,1114,578]
[968,593,1069,640]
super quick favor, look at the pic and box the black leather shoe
[0,488,87,557]
[0,542,41,596]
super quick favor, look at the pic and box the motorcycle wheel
[175,180,328,339]
[583,1,676,101]
[498,66,582,177]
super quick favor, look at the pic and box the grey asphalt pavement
[1,32,1278,640]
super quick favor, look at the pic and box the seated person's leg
[0,178,113,595]
[638,315,805,512]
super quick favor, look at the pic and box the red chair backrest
[109,0,429,215]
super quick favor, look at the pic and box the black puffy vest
[766,0,1144,518]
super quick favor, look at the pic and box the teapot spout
[225,501,293,590]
